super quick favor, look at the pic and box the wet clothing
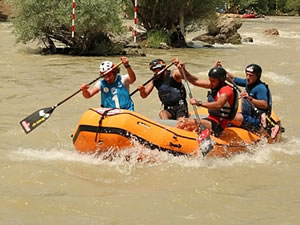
[153,70,188,119]
[164,99,188,120]
[233,77,271,131]
[206,84,236,136]
[98,74,134,111]
[203,118,224,137]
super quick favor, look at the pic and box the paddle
[226,75,280,139]
[20,61,123,134]
[180,67,213,156]
[129,62,174,96]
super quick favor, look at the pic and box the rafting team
[80,56,278,139]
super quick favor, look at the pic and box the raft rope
[94,108,116,142]
[71,0,76,38]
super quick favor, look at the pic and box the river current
[0,16,300,225]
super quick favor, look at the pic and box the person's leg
[230,112,243,127]
[159,109,173,119]
[175,103,189,119]
[176,118,211,132]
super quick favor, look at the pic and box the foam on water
[279,31,300,39]
[10,135,300,175]
[263,71,294,85]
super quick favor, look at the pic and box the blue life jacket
[243,80,272,117]
[100,74,134,111]
[153,70,187,106]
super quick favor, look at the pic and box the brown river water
[1,17,300,225]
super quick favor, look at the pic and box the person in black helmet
[138,58,189,120]
[216,61,273,133]
[175,62,238,137]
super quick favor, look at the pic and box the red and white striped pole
[71,0,76,38]
[133,0,137,42]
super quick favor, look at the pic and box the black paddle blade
[20,107,55,134]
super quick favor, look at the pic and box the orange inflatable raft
[72,107,282,158]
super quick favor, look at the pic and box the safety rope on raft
[94,108,115,142]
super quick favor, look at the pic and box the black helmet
[245,64,262,79]
[208,67,227,82]
[149,59,166,71]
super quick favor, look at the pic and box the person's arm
[172,58,210,88]
[215,60,236,80]
[80,84,100,98]
[240,87,268,110]
[121,56,136,84]
[138,81,155,98]
[190,93,229,110]
[250,98,268,110]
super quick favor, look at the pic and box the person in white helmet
[80,56,136,111]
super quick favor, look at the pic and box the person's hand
[240,91,252,100]
[215,60,222,67]
[172,57,179,65]
[80,84,89,91]
[190,98,198,106]
[138,85,145,93]
[120,56,130,67]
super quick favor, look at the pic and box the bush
[146,30,169,48]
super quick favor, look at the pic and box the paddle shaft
[55,61,123,109]
[226,76,267,117]
[180,67,202,124]
[20,61,122,134]
[129,62,174,96]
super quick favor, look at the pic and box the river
[0,16,300,225]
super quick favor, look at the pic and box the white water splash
[9,139,296,175]
[263,71,294,85]
[279,31,300,39]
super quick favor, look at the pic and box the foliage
[286,0,300,14]
[8,0,125,55]
[129,0,217,31]
[219,0,300,14]
[146,30,169,48]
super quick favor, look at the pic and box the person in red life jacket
[138,58,189,120]
[175,64,238,137]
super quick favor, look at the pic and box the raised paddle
[20,61,123,134]
[226,75,280,139]
[129,62,174,96]
[180,67,213,156]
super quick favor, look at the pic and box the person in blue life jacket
[137,58,189,120]
[216,61,273,133]
[80,57,136,111]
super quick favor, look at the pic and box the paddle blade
[197,126,214,157]
[20,107,55,134]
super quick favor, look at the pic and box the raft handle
[169,142,182,148]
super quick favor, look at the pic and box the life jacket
[207,83,238,120]
[153,70,187,106]
[245,80,272,116]
[100,74,134,111]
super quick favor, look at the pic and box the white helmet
[99,61,113,74]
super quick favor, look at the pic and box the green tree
[8,0,125,55]
[129,0,217,32]
[286,0,300,14]
[128,0,218,47]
